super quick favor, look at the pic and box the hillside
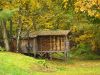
[0,52,57,75]
[0,52,100,75]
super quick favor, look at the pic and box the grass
[47,59,100,75]
[0,52,100,75]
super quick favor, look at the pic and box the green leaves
[0,8,18,20]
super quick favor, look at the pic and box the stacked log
[37,35,68,52]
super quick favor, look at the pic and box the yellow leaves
[30,0,40,9]
[91,40,96,51]
[71,25,78,32]
[75,8,80,13]
[75,34,93,43]
[45,23,53,29]
[75,0,100,19]
[75,1,85,12]
[64,3,67,8]
[88,10,95,16]
[59,24,65,29]
[74,1,82,7]
[4,4,10,9]
[46,0,52,7]
[98,0,100,4]
[91,0,96,5]
[80,6,86,12]
[63,0,68,3]
[0,1,11,9]
[87,10,100,18]
[71,24,94,44]
[63,0,68,8]
[95,13,100,18]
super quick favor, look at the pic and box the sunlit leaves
[75,0,100,18]
[62,0,68,8]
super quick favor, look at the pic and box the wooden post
[53,36,56,51]
[33,37,37,58]
[38,37,42,51]
[57,36,60,51]
[64,36,67,61]
[66,41,70,61]
[60,36,61,51]
[61,36,64,51]
[50,36,52,51]
[65,36,70,61]
[55,36,57,51]
[49,52,52,60]
[64,51,67,62]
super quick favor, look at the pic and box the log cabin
[12,30,70,60]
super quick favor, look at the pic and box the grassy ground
[0,52,100,75]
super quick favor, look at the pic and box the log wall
[37,35,68,52]
[11,35,69,53]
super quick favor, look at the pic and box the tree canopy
[0,0,100,54]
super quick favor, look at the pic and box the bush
[0,46,5,51]
[71,43,100,60]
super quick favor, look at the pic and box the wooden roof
[13,30,70,39]
[34,30,70,36]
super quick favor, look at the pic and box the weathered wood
[54,36,57,51]
[33,38,37,57]
[11,30,70,61]
[39,37,41,51]
[49,53,52,60]
[50,36,52,51]
[12,35,69,52]
[20,39,28,53]
[64,36,67,61]
[33,39,35,51]
[61,36,64,51]
[57,36,60,51]
[37,51,65,53]
[59,36,61,50]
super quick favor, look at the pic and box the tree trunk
[16,7,22,52]
[9,19,13,51]
[1,20,10,51]
[16,17,22,52]
[9,19,13,41]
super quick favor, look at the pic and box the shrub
[71,43,100,60]
[0,46,5,51]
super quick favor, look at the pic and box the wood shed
[12,30,70,60]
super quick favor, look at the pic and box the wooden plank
[35,37,38,57]
[59,36,61,51]
[64,36,70,61]
[37,51,65,53]
[33,38,36,57]
[57,36,60,51]
[61,36,63,51]
[49,53,52,60]
[20,39,27,53]
[55,36,57,51]
[37,37,39,51]
[53,36,55,51]
[50,36,52,51]
[64,50,67,62]
[40,37,42,51]
[38,37,42,51]
[29,39,33,53]
[64,36,67,61]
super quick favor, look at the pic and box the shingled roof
[33,30,70,36]
[13,30,70,39]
